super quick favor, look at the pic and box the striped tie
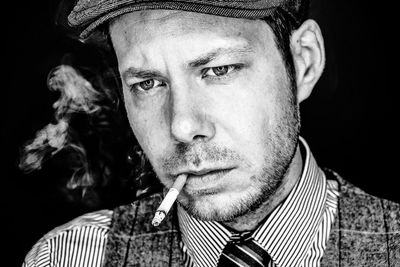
[218,234,271,267]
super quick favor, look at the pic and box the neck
[223,145,304,232]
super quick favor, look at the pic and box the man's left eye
[203,65,237,77]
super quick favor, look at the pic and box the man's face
[110,10,299,221]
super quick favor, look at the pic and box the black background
[3,1,399,266]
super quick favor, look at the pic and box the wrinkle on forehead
[111,9,239,32]
[109,9,270,46]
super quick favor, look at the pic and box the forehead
[109,10,274,59]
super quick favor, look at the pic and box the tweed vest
[103,171,400,266]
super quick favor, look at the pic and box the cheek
[123,90,170,160]
[213,65,287,166]
[216,75,277,144]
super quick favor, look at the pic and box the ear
[290,19,325,103]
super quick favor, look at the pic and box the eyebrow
[122,68,165,81]
[188,45,255,68]
[121,44,254,80]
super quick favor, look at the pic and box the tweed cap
[67,0,307,39]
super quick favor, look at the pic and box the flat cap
[67,0,307,39]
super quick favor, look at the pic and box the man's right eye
[129,79,165,92]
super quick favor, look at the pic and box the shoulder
[23,209,113,267]
[324,169,400,265]
[326,169,400,230]
[39,209,113,240]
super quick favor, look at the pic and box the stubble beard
[180,87,300,222]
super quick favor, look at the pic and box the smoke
[19,65,103,189]
[49,65,102,117]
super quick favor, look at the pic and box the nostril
[193,134,207,141]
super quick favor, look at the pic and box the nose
[169,83,216,144]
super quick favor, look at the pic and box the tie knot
[230,231,253,244]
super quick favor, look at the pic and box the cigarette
[152,174,187,227]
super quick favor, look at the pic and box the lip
[179,168,235,193]
[185,168,227,176]
[172,166,235,177]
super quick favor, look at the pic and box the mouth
[178,168,235,194]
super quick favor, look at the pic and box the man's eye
[203,65,238,78]
[130,79,165,92]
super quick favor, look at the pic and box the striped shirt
[23,138,339,267]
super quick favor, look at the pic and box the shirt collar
[177,137,328,267]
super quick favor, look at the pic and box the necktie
[218,233,271,267]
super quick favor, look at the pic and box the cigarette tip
[152,211,166,227]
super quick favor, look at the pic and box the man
[23,0,400,266]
